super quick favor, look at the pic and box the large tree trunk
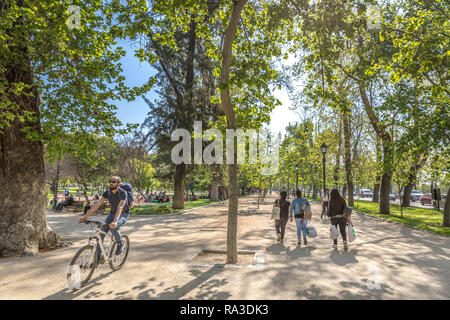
[0,49,56,256]
[443,187,450,227]
[172,163,186,209]
[359,84,392,214]
[343,108,354,206]
[220,0,247,264]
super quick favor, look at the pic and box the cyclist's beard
[110,185,119,191]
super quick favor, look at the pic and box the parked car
[410,190,424,202]
[360,189,373,198]
[420,193,432,205]
[389,193,396,201]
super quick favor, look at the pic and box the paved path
[0,195,449,299]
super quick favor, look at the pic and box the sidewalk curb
[308,198,450,239]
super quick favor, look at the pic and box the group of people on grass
[274,188,351,250]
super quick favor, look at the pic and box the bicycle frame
[86,226,115,264]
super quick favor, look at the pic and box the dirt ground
[0,194,449,300]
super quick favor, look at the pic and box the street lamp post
[295,164,299,190]
[321,143,328,193]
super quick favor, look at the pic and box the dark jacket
[328,199,346,218]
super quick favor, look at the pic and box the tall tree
[0,0,153,256]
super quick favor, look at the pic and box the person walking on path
[274,191,290,244]
[289,189,311,247]
[328,188,350,250]
[321,188,329,220]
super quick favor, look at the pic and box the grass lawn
[129,199,215,215]
[350,200,450,236]
[307,196,449,236]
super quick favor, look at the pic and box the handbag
[347,222,356,242]
[271,199,280,220]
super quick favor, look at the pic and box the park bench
[65,200,84,213]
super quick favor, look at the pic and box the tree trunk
[0,48,56,256]
[52,157,61,208]
[343,108,354,206]
[372,136,381,202]
[210,165,220,201]
[83,183,89,203]
[334,125,341,188]
[219,0,247,264]
[443,187,450,227]
[172,163,186,209]
[402,183,413,206]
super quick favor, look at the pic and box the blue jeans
[295,218,307,243]
[96,212,129,259]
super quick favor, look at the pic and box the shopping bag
[347,222,356,242]
[306,221,317,238]
[271,206,280,220]
[330,225,340,239]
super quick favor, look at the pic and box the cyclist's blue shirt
[102,187,129,214]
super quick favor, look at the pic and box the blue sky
[113,39,299,136]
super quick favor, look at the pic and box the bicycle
[66,220,130,290]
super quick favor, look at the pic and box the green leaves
[1,0,155,160]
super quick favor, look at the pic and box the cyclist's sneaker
[95,256,105,265]
[115,240,125,255]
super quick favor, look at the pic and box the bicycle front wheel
[67,244,97,290]
[109,235,129,271]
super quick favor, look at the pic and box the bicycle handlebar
[83,220,102,227]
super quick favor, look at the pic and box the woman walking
[274,191,290,244]
[289,189,311,247]
[321,188,329,220]
[328,188,350,250]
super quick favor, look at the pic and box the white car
[360,189,373,198]
[410,190,424,202]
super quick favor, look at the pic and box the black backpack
[120,183,134,206]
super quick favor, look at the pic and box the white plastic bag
[347,222,356,242]
[330,225,340,240]
[306,221,317,238]
[271,206,280,220]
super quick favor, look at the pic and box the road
[0,195,449,300]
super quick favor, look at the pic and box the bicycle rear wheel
[67,244,97,289]
[109,235,129,271]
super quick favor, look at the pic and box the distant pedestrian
[289,189,311,247]
[328,188,350,250]
[321,188,329,220]
[274,191,290,244]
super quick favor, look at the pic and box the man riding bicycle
[79,176,131,264]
